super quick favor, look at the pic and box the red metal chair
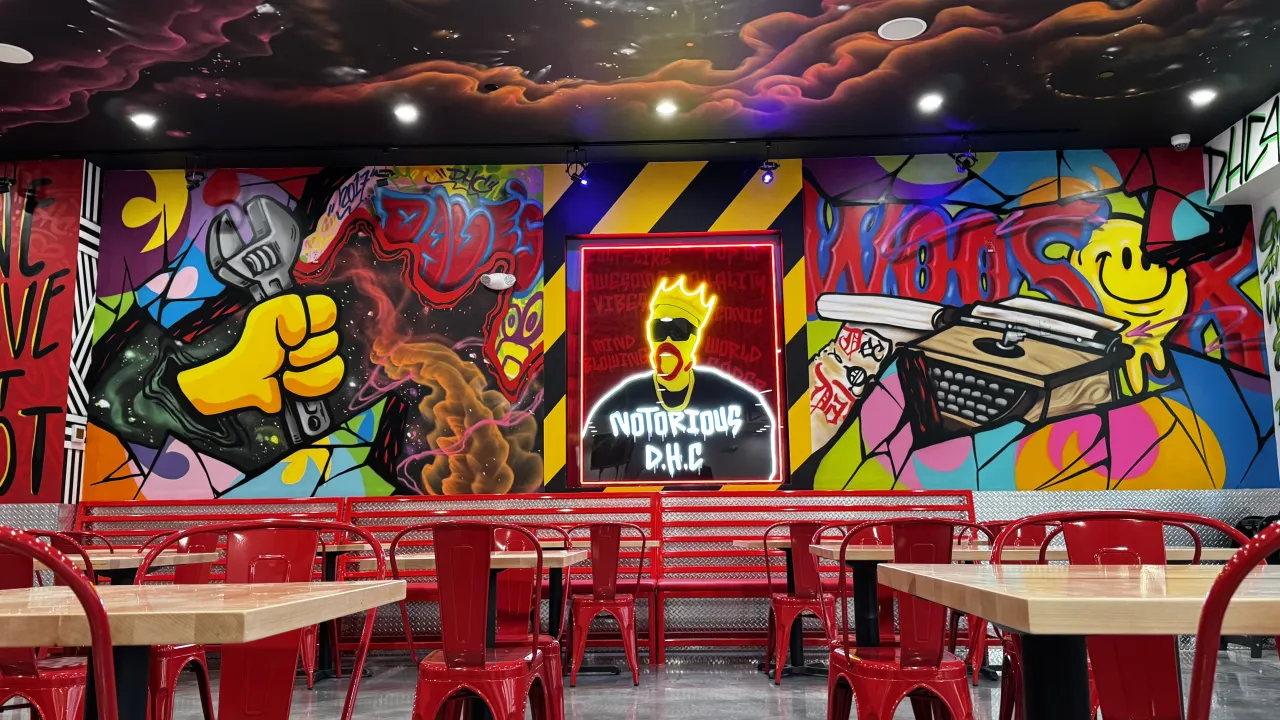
[409,522,558,720]
[24,531,96,586]
[136,531,218,720]
[1187,520,1280,720]
[139,519,387,720]
[761,521,835,685]
[822,518,993,720]
[567,523,648,687]
[0,527,119,720]
[995,510,1252,720]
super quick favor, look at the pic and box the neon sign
[572,239,785,486]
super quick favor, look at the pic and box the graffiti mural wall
[84,166,544,500]
[805,150,1279,491]
[0,160,88,503]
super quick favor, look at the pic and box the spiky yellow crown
[648,275,717,328]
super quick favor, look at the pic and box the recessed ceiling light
[656,99,678,117]
[394,103,419,123]
[1106,46,1123,52]
[877,17,928,41]
[917,92,944,113]
[0,43,33,64]
[1189,88,1218,107]
[129,112,158,130]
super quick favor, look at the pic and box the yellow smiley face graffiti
[1069,218,1189,394]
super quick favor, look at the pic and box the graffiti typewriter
[817,294,1134,441]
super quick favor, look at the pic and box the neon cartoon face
[646,275,717,409]
[1069,218,1189,394]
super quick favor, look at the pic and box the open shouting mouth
[655,342,686,382]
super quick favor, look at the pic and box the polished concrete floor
[156,650,1280,719]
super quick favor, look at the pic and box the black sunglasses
[650,317,696,342]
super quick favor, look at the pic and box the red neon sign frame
[567,232,788,487]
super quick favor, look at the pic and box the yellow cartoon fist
[178,294,345,416]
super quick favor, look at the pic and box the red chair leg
[998,654,1018,720]
[191,657,216,720]
[614,605,640,686]
[218,628,306,720]
[774,606,796,686]
[301,625,319,690]
[570,605,600,688]
[827,674,854,720]
[968,617,988,686]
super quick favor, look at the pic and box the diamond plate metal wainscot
[0,504,74,532]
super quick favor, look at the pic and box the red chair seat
[836,646,967,680]
[420,647,542,676]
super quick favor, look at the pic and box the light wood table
[878,564,1280,720]
[805,543,1236,653]
[37,551,221,584]
[0,580,405,720]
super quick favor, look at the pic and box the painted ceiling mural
[84,165,544,500]
[804,148,1279,491]
[1,1,1278,154]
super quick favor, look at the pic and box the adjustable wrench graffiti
[208,196,333,443]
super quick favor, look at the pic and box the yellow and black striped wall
[539,160,818,491]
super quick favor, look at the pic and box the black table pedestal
[1020,634,1092,720]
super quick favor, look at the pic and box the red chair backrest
[63,531,114,553]
[434,522,541,669]
[577,523,647,600]
[492,528,537,639]
[0,528,118,720]
[1187,521,1280,720]
[171,533,218,585]
[763,522,823,599]
[996,510,1252,720]
[826,518,993,669]
[223,528,318,584]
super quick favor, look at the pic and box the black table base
[1020,634,1092,720]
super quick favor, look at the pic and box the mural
[0,160,85,503]
[1251,192,1280,475]
[84,165,544,500]
[805,150,1278,491]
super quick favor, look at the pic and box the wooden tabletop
[877,564,1280,635]
[808,544,1236,563]
[37,551,221,572]
[0,580,405,647]
[355,549,589,572]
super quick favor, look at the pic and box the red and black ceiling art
[0,1,1277,157]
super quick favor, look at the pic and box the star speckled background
[0,1,1277,158]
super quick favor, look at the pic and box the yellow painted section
[709,159,801,232]
[783,261,807,343]
[544,164,571,214]
[788,393,812,470]
[542,267,566,350]
[543,398,567,483]
[591,162,708,234]
[721,484,782,491]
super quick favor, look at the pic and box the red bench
[653,490,975,662]
[75,498,345,580]
[73,491,974,664]
[341,493,661,660]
